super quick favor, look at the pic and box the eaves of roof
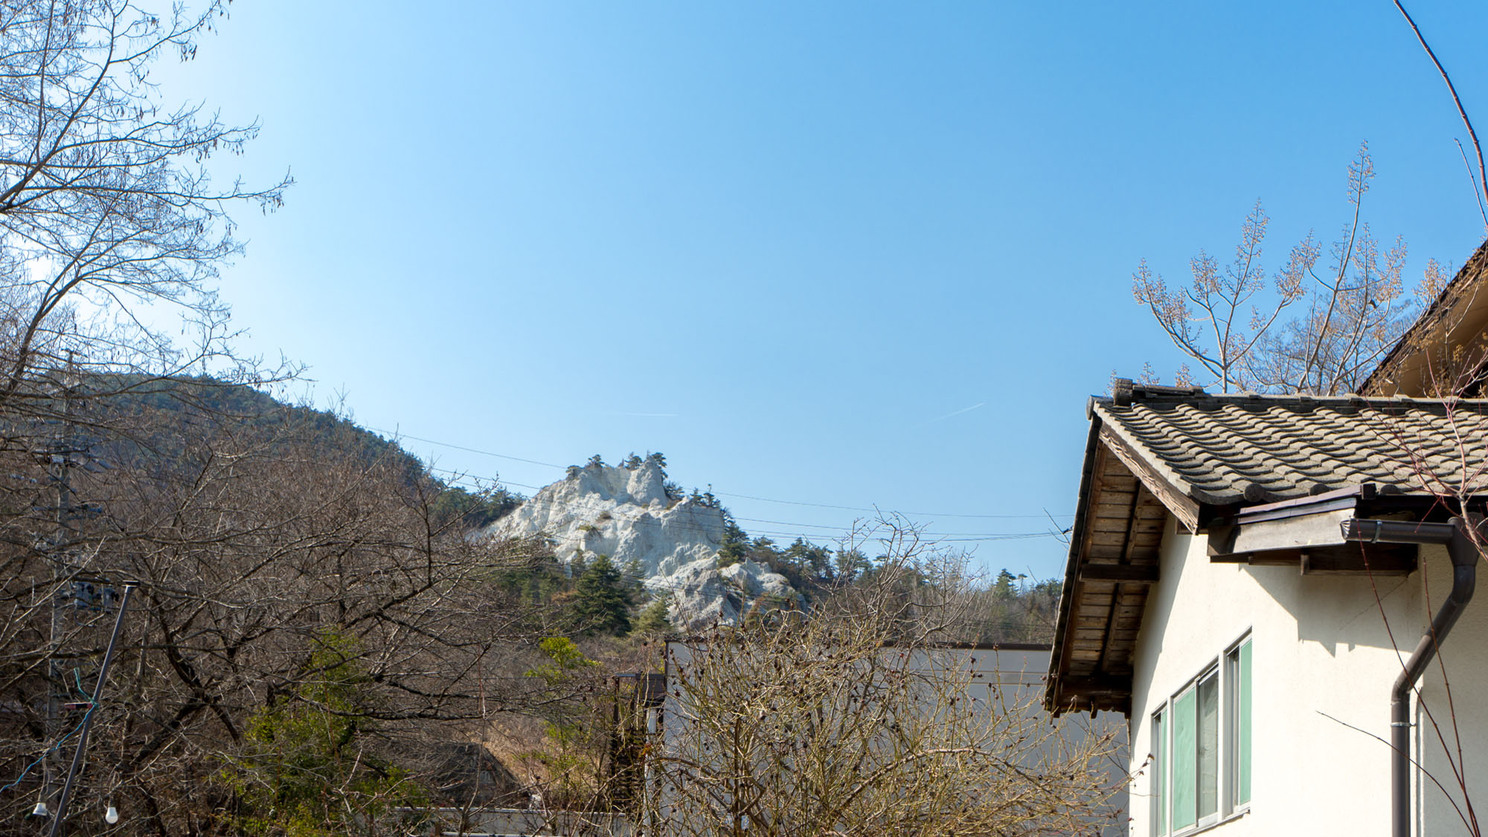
[1045,385,1488,716]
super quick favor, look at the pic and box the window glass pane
[1153,709,1166,835]
[1173,689,1196,829]
[1198,672,1219,820]
[1238,640,1252,805]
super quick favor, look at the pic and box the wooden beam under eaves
[1079,563,1160,583]
[1098,424,1200,532]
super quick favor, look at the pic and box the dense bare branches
[646,520,1123,836]
[0,0,290,406]
[0,387,561,835]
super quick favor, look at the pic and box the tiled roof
[1095,390,1488,507]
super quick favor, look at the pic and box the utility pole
[48,582,135,837]
[35,354,101,824]
[37,360,76,819]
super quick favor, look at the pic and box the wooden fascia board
[1097,423,1201,532]
[1054,674,1133,699]
[1046,417,1104,712]
[1050,413,1174,715]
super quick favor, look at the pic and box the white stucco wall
[1418,548,1488,837]
[1127,518,1433,837]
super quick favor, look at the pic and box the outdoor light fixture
[104,804,119,824]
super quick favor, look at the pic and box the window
[1170,669,1218,829]
[1151,707,1166,835]
[1226,638,1252,809]
[1151,634,1252,835]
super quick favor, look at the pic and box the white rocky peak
[568,458,670,507]
[480,460,793,630]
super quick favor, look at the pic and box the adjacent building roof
[1046,383,1488,715]
[1364,237,1488,397]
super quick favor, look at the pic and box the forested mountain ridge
[78,374,522,527]
[0,375,1060,832]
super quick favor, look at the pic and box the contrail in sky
[919,402,986,426]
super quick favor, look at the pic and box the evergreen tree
[994,569,1018,600]
[631,595,673,637]
[225,631,423,836]
[573,554,633,636]
[718,512,750,567]
[834,548,870,582]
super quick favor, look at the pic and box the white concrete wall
[1128,518,1428,837]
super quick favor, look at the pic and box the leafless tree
[642,519,1123,837]
[0,384,567,836]
[0,0,296,470]
[1133,145,1430,395]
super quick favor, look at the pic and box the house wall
[1418,548,1488,836]
[1128,518,1428,837]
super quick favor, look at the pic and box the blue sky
[156,1,1488,580]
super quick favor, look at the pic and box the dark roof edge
[1045,412,1105,713]
[1363,237,1488,395]
[1110,380,1488,409]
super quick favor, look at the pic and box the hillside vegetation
[0,379,1059,832]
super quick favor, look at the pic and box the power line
[0,714,88,796]
[389,429,1074,523]
[434,471,1064,545]
[711,490,1070,521]
[730,514,1055,539]
[365,427,565,470]
[433,472,1053,539]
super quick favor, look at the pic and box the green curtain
[1173,688,1196,829]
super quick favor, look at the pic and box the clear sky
[153,1,1488,580]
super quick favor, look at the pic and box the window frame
[1150,631,1252,836]
[1170,665,1220,832]
[1224,635,1252,816]
[1151,705,1166,835]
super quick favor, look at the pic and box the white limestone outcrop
[480,460,794,630]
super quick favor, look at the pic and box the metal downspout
[1342,516,1482,837]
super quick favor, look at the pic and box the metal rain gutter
[1340,516,1483,837]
